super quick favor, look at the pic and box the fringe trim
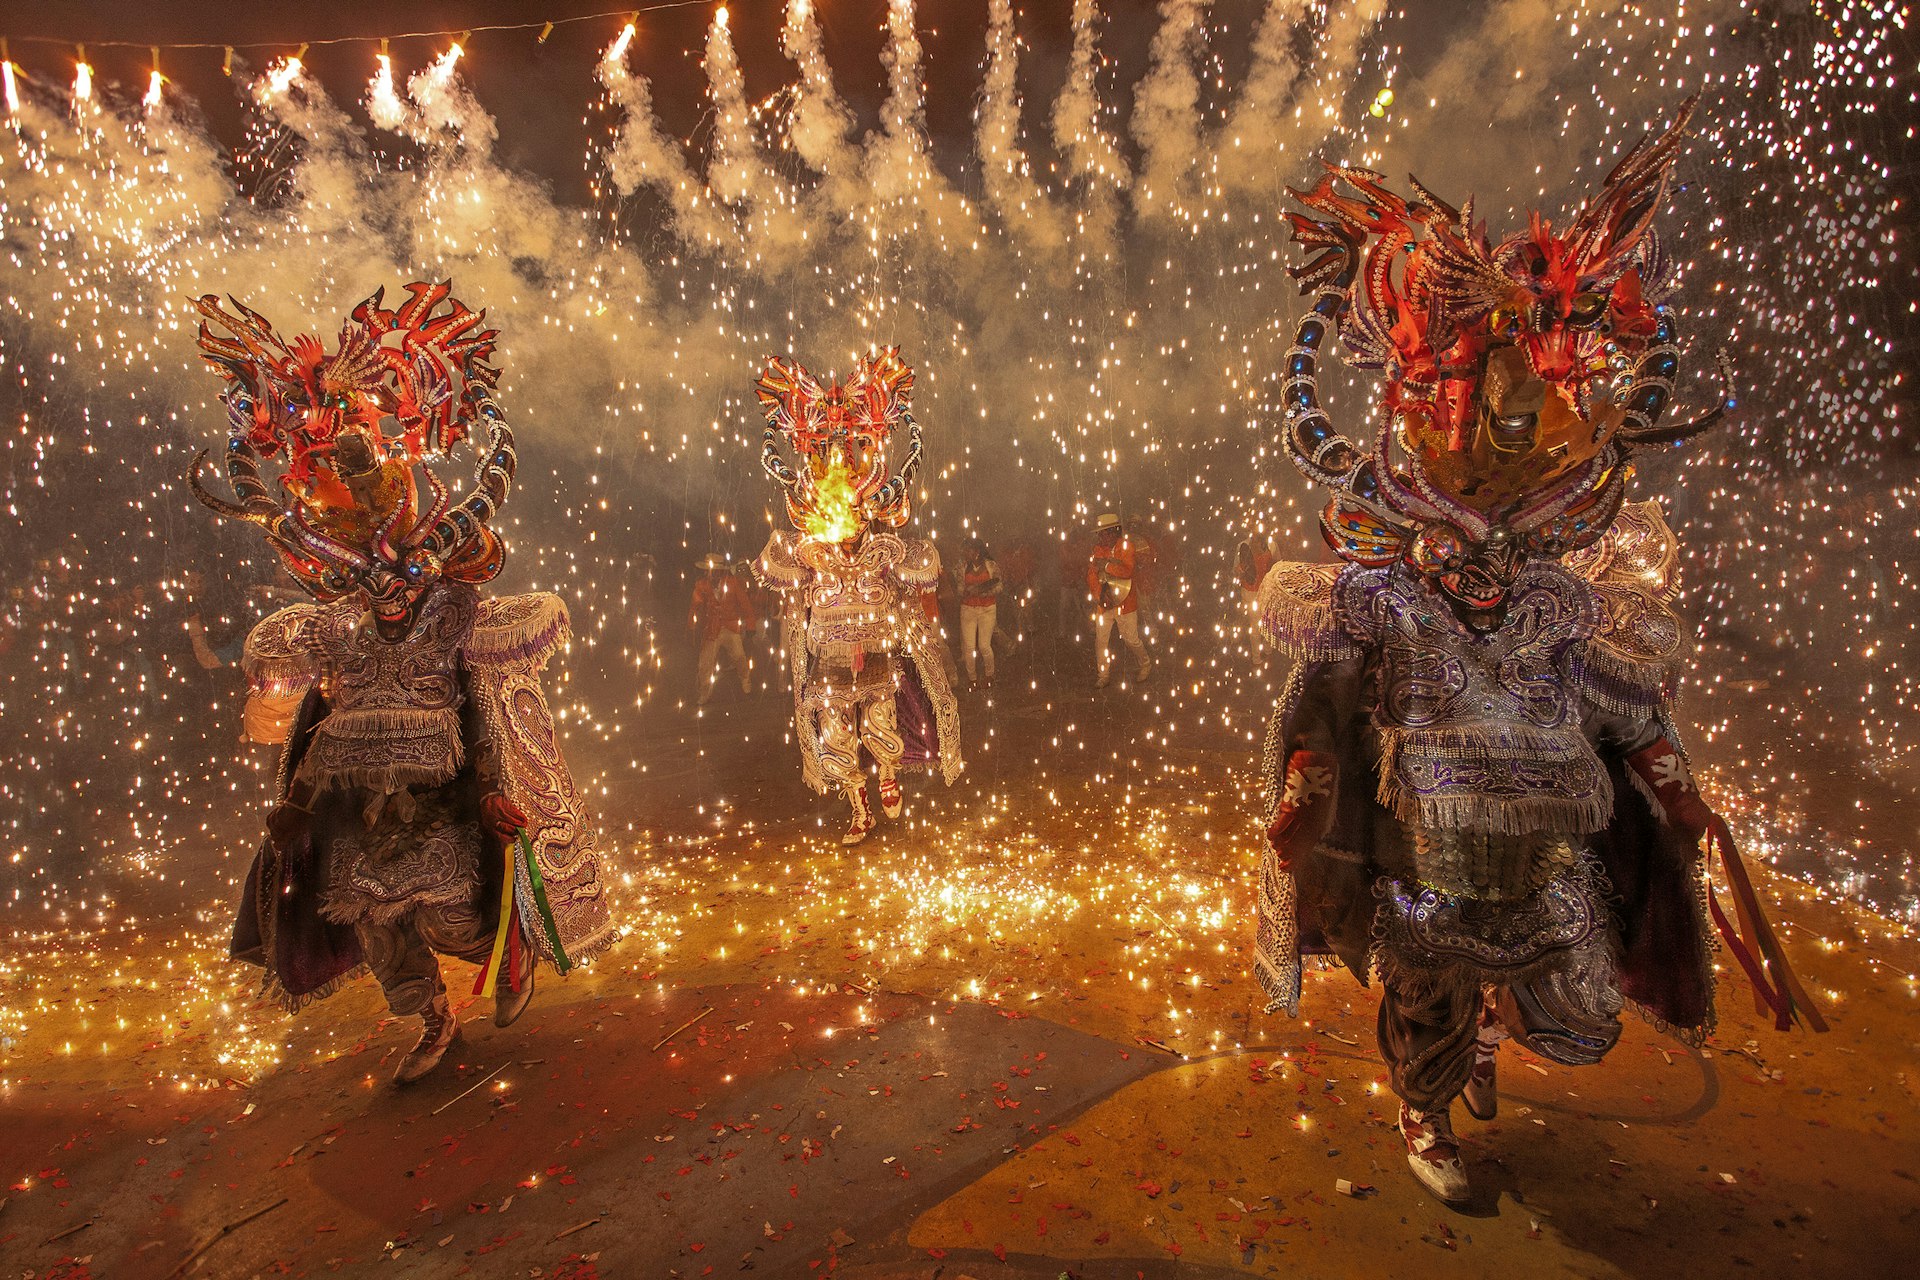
[755,532,807,589]
[1256,561,1364,661]
[317,879,474,926]
[557,921,619,969]
[1376,725,1613,834]
[255,962,369,1015]
[1627,997,1711,1046]
[1571,639,1677,718]
[469,594,571,669]
[246,666,320,698]
[1367,874,1617,1005]
[319,707,465,737]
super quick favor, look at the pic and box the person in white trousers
[1087,512,1152,688]
[956,537,1001,689]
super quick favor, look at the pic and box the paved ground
[3,651,1917,1278]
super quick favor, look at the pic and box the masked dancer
[189,282,614,1083]
[753,349,962,845]
[1253,101,1823,1202]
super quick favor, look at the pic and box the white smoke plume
[1216,0,1316,194]
[866,0,934,202]
[703,8,759,206]
[977,0,1068,253]
[1292,0,1388,162]
[1050,0,1131,248]
[780,0,859,184]
[598,27,740,252]
[1130,0,1212,224]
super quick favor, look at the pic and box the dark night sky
[0,1,1296,204]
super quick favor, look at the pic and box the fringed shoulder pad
[1565,500,1686,718]
[1258,561,1372,661]
[889,536,941,588]
[1564,500,1681,602]
[1572,583,1683,718]
[756,531,806,590]
[242,604,325,696]
[468,593,570,670]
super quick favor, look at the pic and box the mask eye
[1487,307,1521,340]
[1568,292,1608,328]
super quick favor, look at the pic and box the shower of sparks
[0,0,1913,1091]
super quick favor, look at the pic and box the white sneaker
[1399,1103,1470,1203]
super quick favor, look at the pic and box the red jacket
[690,573,757,642]
[1088,536,1144,616]
[961,560,1000,608]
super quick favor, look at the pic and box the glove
[1625,739,1714,841]
[481,793,530,840]
[1266,750,1337,869]
[265,802,308,847]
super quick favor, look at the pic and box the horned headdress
[756,347,922,544]
[1278,97,1734,575]
[189,280,515,603]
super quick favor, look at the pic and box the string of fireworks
[0,0,721,110]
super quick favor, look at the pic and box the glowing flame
[265,57,301,96]
[144,70,164,109]
[609,23,637,62]
[801,461,862,544]
[367,53,404,125]
[2,61,17,114]
[73,61,92,101]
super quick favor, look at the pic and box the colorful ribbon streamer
[474,823,573,996]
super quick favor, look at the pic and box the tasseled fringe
[244,655,321,698]
[318,879,475,926]
[1376,726,1613,834]
[258,963,368,1014]
[557,922,619,968]
[1571,641,1677,718]
[1255,851,1302,1015]
[470,595,571,668]
[1627,997,1711,1046]
[1623,760,1666,817]
[1377,784,1614,836]
[1256,562,1363,661]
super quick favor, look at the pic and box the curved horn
[418,389,516,565]
[864,411,922,515]
[1609,310,1683,439]
[1620,345,1736,447]
[284,500,373,573]
[408,465,452,547]
[761,425,801,493]
[187,449,279,529]
[1277,278,1364,488]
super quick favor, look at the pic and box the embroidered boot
[1463,1008,1504,1120]
[1399,1102,1470,1203]
[494,936,537,1028]
[878,774,903,819]
[842,784,876,845]
[394,994,459,1085]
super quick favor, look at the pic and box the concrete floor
[2,657,1916,1277]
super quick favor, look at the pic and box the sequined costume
[187,282,612,1082]
[751,349,962,844]
[1254,101,1822,1201]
